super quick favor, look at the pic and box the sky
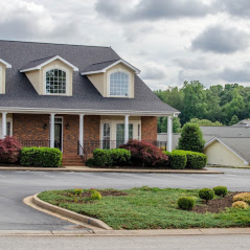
[1,0,250,90]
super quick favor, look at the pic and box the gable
[204,140,249,167]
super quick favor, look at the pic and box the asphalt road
[1,235,250,250]
[0,167,250,231]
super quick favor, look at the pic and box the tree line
[155,81,250,133]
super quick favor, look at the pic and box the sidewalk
[0,166,224,174]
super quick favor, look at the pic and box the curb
[0,166,224,174]
[1,228,250,237]
[30,194,112,230]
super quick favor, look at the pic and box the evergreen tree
[229,115,239,126]
[178,123,205,152]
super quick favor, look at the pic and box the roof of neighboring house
[199,126,250,137]
[205,137,250,164]
[0,40,178,115]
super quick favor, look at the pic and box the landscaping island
[38,187,250,230]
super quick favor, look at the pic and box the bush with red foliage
[119,140,168,167]
[0,136,22,163]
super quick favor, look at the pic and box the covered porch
[0,111,175,163]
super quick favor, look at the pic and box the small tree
[229,115,239,126]
[178,123,205,152]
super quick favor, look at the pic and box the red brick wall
[141,116,157,142]
[13,114,49,141]
[13,114,100,155]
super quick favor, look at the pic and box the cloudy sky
[1,0,250,90]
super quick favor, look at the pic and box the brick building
[0,41,178,164]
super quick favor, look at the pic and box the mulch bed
[192,192,242,214]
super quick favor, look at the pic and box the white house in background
[157,126,250,168]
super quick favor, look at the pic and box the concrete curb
[30,194,112,230]
[0,166,224,174]
[1,228,250,237]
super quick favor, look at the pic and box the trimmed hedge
[20,147,62,167]
[91,148,131,167]
[179,150,207,169]
[164,150,207,169]
[164,150,187,169]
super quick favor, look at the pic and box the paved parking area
[0,167,250,230]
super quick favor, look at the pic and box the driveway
[0,167,250,231]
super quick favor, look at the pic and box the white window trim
[43,65,70,96]
[107,68,131,98]
[50,116,64,152]
[0,116,13,138]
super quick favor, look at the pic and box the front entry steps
[62,155,85,166]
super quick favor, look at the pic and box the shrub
[20,147,62,167]
[166,150,187,169]
[178,123,205,152]
[93,149,111,167]
[181,151,207,169]
[73,188,83,196]
[199,188,214,202]
[177,197,195,210]
[232,201,249,209]
[120,140,168,167]
[213,186,228,197]
[0,136,22,163]
[92,148,131,167]
[90,189,102,200]
[86,158,95,167]
[233,193,250,204]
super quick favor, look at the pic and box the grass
[38,187,250,230]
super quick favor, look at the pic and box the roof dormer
[20,55,78,96]
[0,59,12,94]
[81,59,140,98]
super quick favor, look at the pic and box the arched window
[110,71,129,96]
[46,69,66,94]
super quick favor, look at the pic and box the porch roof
[0,40,178,116]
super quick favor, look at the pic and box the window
[46,69,66,94]
[7,122,11,136]
[116,124,133,147]
[102,123,111,149]
[110,71,129,96]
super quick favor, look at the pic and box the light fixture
[43,123,47,130]
[66,123,70,130]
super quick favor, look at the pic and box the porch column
[124,115,130,143]
[79,114,84,155]
[1,112,7,139]
[167,115,173,152]
[50,113,55,148]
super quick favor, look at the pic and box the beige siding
[0,62,6,94]
[87,73,105,96]
[24,59,73,96]
[204,141,249,168]
[87,62,135,98]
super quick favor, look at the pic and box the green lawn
[38,187,250,230]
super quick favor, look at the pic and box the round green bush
[168,151,187,169]
[213,186,228,197]
[177,197,195,210]
[90,190,102,200]
[86,158,95,167]
[199,188,214,202]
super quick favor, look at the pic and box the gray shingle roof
[0,40,178,114]
[20,55,56,71]
[200,126,250,137]
[81,59,119,73]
